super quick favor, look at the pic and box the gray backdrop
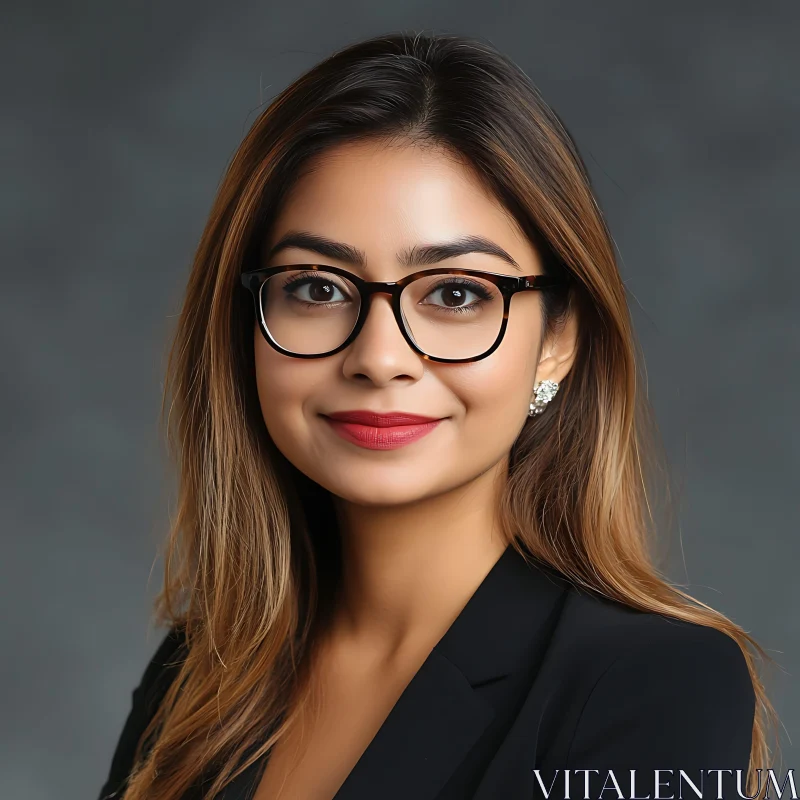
[2,2,797,798]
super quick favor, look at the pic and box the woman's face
[254,139,574,507]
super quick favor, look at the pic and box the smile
[321,410,445,451]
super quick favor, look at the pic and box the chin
[317,469,445,508]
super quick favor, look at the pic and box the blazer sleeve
[97,625,187,800]
[563,622,756,799]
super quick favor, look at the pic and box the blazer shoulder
[557,590,756,779]
[134,623,189,711]
[580,604,755,701]
[559,581,752,674]
[524,565,752,678]
[97,624,188,800]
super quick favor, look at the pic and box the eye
[420,278,495,312]
[281,272,352,305]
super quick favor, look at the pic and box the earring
[528,379,559,416]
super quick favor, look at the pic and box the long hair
[121,31,778,799]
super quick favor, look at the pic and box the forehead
[266,139,538,270]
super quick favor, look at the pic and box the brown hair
[121,31,779,799]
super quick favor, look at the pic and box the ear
[536,306,578,385]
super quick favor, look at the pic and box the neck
[327,458,510,663]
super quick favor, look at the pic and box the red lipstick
[322,410,445,450]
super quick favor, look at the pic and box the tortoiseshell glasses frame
[240,264,571,364]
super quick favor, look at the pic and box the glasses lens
[260,268,361,355]
[400,273,504,360]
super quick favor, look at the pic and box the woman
[97,32,777,800]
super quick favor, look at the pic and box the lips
[324,410,442,426]
[321,409,445,450]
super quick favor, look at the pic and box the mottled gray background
[2,1,797,798]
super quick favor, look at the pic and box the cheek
[455,298,540,407]
[451,357,532,422]
[253,331,322,445]
[440,298,540,464]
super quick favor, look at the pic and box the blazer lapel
[220,543,569,800]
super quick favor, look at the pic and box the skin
[254,138,578,665]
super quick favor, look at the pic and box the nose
[340,290,425,385]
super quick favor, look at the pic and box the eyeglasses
[240,264,570,363]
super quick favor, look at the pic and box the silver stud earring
[529,379,559,416]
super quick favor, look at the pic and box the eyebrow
[266,230,521,271]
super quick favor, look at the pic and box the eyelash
[280,271,352,308]
[425,277,494,311]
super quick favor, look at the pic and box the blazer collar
[220,543,570,800]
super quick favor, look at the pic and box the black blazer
[98,544,755,800]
